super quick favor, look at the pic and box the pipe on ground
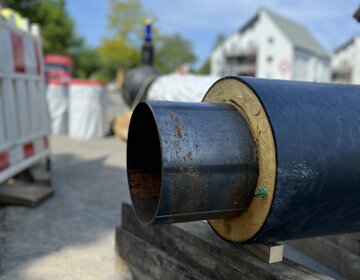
[127,76,360,244]
[122,66,218,107]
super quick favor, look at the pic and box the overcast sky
[67,0,359,67]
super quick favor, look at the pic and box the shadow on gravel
[0,152,130,279]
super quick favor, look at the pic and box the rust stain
[172,185,180,200]
[186,151,192,160]
[128,170,161,199]
[169,112,183,139]
[172,172,204,214]
[171,172,200,179]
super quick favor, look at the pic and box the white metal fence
[0,11,50,184]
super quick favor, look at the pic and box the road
[0,136,131,279]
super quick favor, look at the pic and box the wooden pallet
[113,110,132,141]
[0,162,53,207]
[289,234,359,280]
[116,203,331,280]
[0,182,53,207]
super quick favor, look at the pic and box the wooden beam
[0,182,53,207]
[116,203,332,280]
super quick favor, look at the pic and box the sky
[66,0,359,68]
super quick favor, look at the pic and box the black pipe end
[127,102,162,224]
[122,66,161,107]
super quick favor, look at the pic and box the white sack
[147,74,219,102]
[69,82,106,140]
[46,82,68,134]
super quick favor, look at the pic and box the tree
[4,0,100,80]
[69,46,101,79]
[99,0,197,78]
[107,0,145,45]
[97,0,149,80]
[97,37,140,81]
[4,0,82,54]
[197,59,210,74]
[155,33,197,73]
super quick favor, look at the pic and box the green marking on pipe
[255,186,268,198]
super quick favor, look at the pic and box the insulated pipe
[122,65,161,108]
[122,19,160,108]
[127,76,360,243]
[122,68,217,107]
[127,102,258,224]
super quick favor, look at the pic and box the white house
[332,35,360,84]
[211,8,331,82]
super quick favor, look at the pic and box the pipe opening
[127,102,162,224]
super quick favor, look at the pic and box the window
[268,37,274,44]
[267,56,273,63]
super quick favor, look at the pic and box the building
[211,8,331,82]
[332,36,360,84]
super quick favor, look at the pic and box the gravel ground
[0,136,131,279]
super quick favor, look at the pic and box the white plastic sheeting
[147,74,219,102]
[69,81,107,140]
[46,82,68,134]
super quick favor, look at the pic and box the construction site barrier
[0,10,50,184]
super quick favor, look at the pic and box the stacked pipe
[127,76,360,244]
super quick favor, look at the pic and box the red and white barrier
[0,11,50,184]
[69,80,107,140]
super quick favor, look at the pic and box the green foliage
[4,0,81,54]
[96,0,148,80]
[69,46,101,79]
[197,58,210,74]
[5,0,199,81]
[107,0,145,44]
[101,0,197,76]
[97,38,140,81]
[155,33,197,73]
